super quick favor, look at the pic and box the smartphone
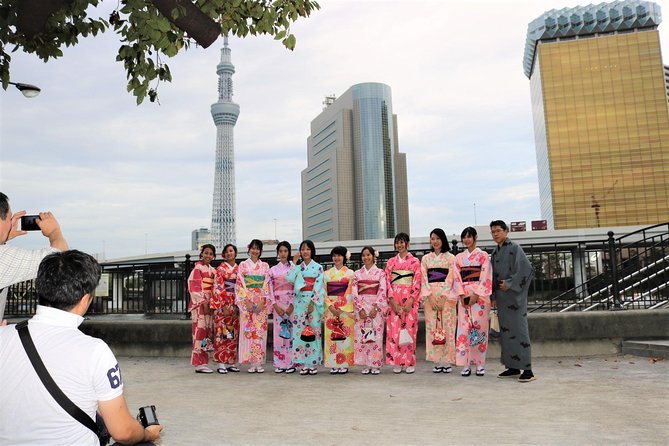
[137,405,159,427]
[20,215,40,231]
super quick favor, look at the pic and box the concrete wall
[79,310,669,358]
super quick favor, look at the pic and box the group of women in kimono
[187,226,493,377]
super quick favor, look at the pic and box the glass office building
[302,83,410,241]
[525,1,669,229]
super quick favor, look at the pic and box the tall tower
[210,37,240,247]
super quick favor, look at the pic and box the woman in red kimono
[211,244,240,374]
[188,244,216,373]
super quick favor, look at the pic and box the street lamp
[8,81,41,98]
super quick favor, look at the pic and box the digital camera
[137,405,159,427]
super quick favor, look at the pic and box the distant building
[191,227,212,251]
[525,0,669,229]
[302,83,410,241]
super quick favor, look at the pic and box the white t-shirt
[0,305,123,445]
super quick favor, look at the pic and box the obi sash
[391,269,414,285]
[427,268,448,283]
[272,278,293,293]
[201,276,214,291]
[244,275,264,289]
[357,280,380,295]
[326,280,348,297]
[300,277,316,292]
[460,265,482,283]
[223,277,236,293]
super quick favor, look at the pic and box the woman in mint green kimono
[286,239,325,375]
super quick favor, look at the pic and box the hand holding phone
[20,215,40,231]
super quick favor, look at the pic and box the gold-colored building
[525,1,669,229]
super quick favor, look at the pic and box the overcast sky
[1,0,668,260]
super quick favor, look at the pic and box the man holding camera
[0,192,69,320]
[0,250,163,445]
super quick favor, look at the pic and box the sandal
[274,368,285,374]
[476,367,486,376]
[338,368,348,374]
[461,368,471,377]
[285,367,296,374]
[226,365,240,373]
[370,368,381,375]
[361,368,371,375]
[330,368,339,375]
[216,367,228,374]
[256,366,264,373]
[248,367,257,373]
[442,366,453,374]
[432,366,442,373]
[308,368,318,375]
[300,368,309,375]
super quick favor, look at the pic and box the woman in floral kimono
[385,233,422,374]
[323,246,355,374]
[286,240,325,375]
[421,228,462,374]
[455,226,493,377]
[352,246,387,375]
[269,241,296,374]
[235,239,271,373]
[188,244,216,373]
[211,243,240,374]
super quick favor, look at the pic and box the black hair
[360,246,376,259]
[276,241,292,258]
[199,243,216,258]
[36,250,101,311]
[0,192,9,220]
[429,228,450,253]
[490,220,509,231]
[248,239,264,256]
[223,244,238,255]
[461,226,478,240]
[330,245,348,265]
[299,239,316,258]
[394,232,410,244]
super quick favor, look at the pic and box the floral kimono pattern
[212,261,240,365]
[188,261,215,366]
[455,247,493,367]
[385,253,422,367]
[352,265,388,368]
[286,260,325,368]
[235,259,271,365]
[420,251,463,365]
[269,262,296,369]
[323,266,356,368]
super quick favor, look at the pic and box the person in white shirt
[0,250,163,445]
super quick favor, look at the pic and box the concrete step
[621,339,669,359]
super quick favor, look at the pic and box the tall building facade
[210,37,240,247]
[302,83,410,241]
[525,1,669,229]
[191,227,211,250]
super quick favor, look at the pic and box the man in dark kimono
[490,220,536,382]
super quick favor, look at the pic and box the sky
[1,0,668,260]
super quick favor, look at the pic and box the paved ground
[119,352,668,446]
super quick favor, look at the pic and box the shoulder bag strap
[15,321,100,438]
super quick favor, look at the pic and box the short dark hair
[429,228,450,253]
[248,239,263,256]
[276,241,291,258]
[223,244,238,256]
[330,245,348,264]
[299,240,316,258]
[461,226,477,240]
[199,244,216,258]
[394,232,410,244]
[36,250,101,311]
[360,246,376,259]
[490,220,508,231]
[0,192,9,220]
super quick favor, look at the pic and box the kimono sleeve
[235,262,248,305]
[188,265,206,309]
[323,269,335,308]
[410,257,422,307]
[261,262,272,307]
[446,253,464,300]
[420,255,431,299]
[212,266,223,305]
[352,271,363,312]
[312,265,325,308]
[475,252,493,297]
[286,264,306,293]
[375,270,389,313]
[384,259,395,302]
[506,244,533,293]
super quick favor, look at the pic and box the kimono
[211,261,240,365]
[269,261,296,369]
[385,253,422,367]
[235,259,272,365]
[323,266,356,368]
[420,251,462,365]
[454,248,493,367]
[352,265,388,368]
[286,260,325,368]
[187,261,215,367]
[491,239,534,370]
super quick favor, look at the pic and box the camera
[137,405,159,427]
[20,215,40,231]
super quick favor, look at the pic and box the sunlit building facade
[525,1,669,229]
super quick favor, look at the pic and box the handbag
[431,311,446,345]
[15,321,110,446]
[398,316,412,347]
[279,317,292,340]
[360,318,376,344]
[465,306,486,346]
[330,316,347,341]
[300,325,316,342]
[489,308,500,337]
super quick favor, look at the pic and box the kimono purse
[279,317,292,340]
[360,318,376,344]
[398,322,412,347]
[222,324,235,340]
[489,308,500,337]
[330,317,347,341]
[431,312,446,346]
[300,325,316,342]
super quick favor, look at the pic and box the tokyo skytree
[210,37,240,248]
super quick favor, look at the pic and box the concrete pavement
[119,352,668,445]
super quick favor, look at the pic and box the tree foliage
[0,0,320,104]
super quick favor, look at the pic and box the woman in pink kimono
[352,246,387,375]
[235,239,272,373]
[269,241,296,374]
[211,243,240,374]
[421,228,462,374]
[323,246,355,374]
[385,232,422,374]
[187,244,216,373]
[455,226,493,376]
